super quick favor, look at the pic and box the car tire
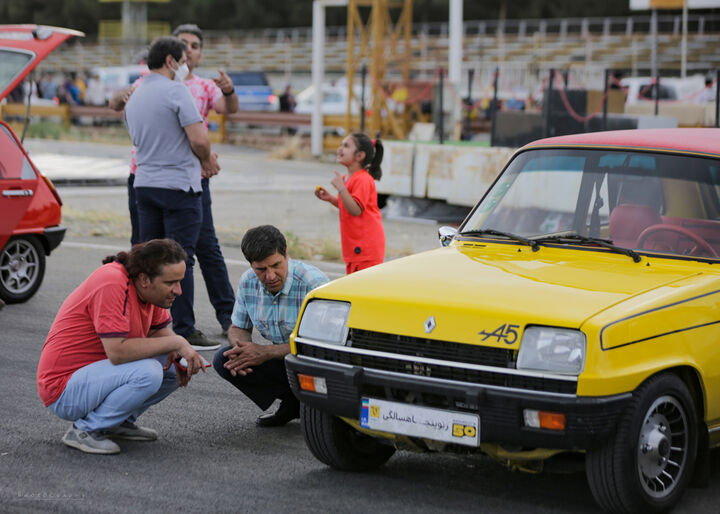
[0,235,46,304]
[300,402,395,471]
[585,373,697,513]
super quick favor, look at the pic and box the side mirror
[438,226,457,247]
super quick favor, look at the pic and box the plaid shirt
[231,259,329,344]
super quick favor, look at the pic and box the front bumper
[286,354,631,450]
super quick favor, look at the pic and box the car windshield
[229,72,268,86]
[0,49,34,95]
[461,147,720,260]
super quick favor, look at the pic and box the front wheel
[586,373,698,513]
[300,403,395,471]
[0,236,46,303]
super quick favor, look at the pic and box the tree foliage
[0,0,644,36]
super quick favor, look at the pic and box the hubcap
[637,395,688,499]
[0,239,39,295]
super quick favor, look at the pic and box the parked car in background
[288,128,720,513]
[294,83,364,116]
[227,71,277,111]
[0,25,81,302]
[622,75,706,105]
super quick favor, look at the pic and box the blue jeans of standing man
[48,357,178,432]
[135,186,202,337]
[197,178,235,331]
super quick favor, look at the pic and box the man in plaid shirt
[212,225,329,427]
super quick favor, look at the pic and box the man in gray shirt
[124,36,220,347]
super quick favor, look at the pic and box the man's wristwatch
[222,88,235,96]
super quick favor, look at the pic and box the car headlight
[517,326,586,375]
[297,300,350,345]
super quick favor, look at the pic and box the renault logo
[424,316,436,334]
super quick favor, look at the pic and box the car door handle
[2,189,34,197]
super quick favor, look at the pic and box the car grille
[296,329,577,395]
[350,329,514,368]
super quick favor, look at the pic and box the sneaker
[256,394,300,427]
[62,426,120,455]
[107,421,158,441]
[186,330,221,350]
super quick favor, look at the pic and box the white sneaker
[107,421,158,441]
[62,426,120,455]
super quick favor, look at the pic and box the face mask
[172,59,190,82]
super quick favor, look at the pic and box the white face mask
[172,59,190,82]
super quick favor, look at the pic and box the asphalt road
[2,242,719,513]
[1,142,719,513]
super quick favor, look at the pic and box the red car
[0,25,83,303]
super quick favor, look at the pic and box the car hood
[0,25,83,101]
[310,244,710,349]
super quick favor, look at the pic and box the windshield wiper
[460,229,539,252]
[534,234,641,263]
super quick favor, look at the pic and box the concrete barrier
[378,141,515,207]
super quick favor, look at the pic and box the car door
[0,122,36,250]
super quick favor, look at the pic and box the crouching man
[37,239,207,454]
[213,225,329,427]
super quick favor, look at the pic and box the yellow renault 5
[287,128,720,513]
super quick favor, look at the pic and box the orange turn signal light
[538,411,566,431]
[298,374,327,394]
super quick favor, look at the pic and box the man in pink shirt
[111,24,239,351]
[37,239,207,454]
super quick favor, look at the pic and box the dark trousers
[213,346,291,411]
[128,176,234,331]
[135,186,202,337]
[128,174,139,246]
[196,178,235,331]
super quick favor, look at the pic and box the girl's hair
[102,239,187,280]
[350,132,383,181]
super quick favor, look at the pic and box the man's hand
[109,85,135,111]
[213,70,234,95]
[223,341,274,377]
[201,151,220,179]
[164,345,207,387]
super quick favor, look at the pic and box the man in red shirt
[37,239,207,454]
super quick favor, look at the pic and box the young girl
[315,133,386,274]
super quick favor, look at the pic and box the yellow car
[287,128,720,513]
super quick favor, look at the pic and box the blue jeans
[196,178,234,331]
[48,357,178,432]
[135,186,202,337]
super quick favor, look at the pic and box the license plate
[360,397,480,447]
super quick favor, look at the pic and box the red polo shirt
[37,262,171,406]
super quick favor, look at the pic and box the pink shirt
[130,74,222,173]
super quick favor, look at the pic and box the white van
[621,75,706,105]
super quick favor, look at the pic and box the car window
[464,148,720,259]
[324,92,343,102]
[0,124,35,180]
[0,49,34,95]
[229,72,268,86]
[638,83,676,101]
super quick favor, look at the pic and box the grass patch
[62,207,131,239]
[17,121,131,145]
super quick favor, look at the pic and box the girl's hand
[314,185,333,202]
[330,171,346,192]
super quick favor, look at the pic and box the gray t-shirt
[125,73,203,192]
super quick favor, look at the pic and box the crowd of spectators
[7,71,106,106]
